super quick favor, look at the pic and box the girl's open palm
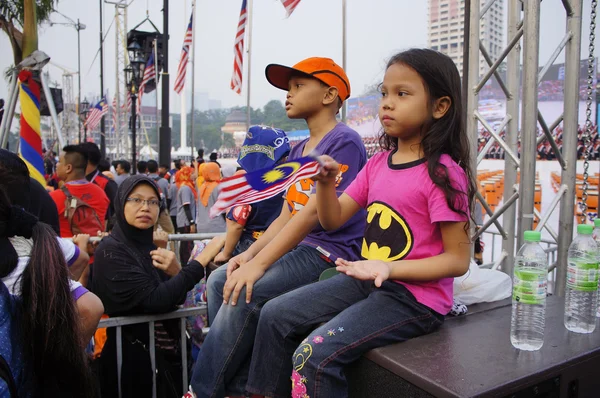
[335,258,391,287]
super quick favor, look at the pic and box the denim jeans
[189,245,333,398]
[246,274,444,398]
[232,235,255,258]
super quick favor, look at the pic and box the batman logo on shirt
[361,201,413,262]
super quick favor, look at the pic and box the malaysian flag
[210,156,321,218]
[85,97,108,131]
[280,0,301,17]
[174,10,194,94]
[111,95,118,132]
[138,52,156,109]
[230,0,247,95]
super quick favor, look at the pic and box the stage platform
[347,296,600,397]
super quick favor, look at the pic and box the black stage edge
[347,296,600,397]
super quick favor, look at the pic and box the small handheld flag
[210,156,321,218]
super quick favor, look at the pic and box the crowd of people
[476,124,600,160]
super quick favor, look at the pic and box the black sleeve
[29,179,60,234]
[105,179,118,217]
[138,260,204,313]
[183,203,194,223]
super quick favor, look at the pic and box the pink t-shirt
[345,150,469,315]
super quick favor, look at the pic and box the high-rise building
[427,0,504,76]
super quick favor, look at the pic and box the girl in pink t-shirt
[245,49,475,398]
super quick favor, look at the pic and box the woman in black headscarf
[91,175,223,398]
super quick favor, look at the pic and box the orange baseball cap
[265,57,351,103]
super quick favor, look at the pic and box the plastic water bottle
[592,218,600,317]
[564,224,599,333]
[510,231,547,351]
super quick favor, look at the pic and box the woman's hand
[193,235,226,266]
[335,258,391,287]
[311,155,340,184]
[72,233,90,248]
[150,248,181,277]
[153,230,169,249]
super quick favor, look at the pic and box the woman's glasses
[126,197,160,208]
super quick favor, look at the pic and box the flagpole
[246,0,253,132]
[189,0,197,160]
[180,0,188,158]
[154,38,159,152]
[341,0,347,123]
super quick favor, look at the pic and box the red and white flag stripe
[230,0,247,95]
[174,11,194,94]
[280,0,301,17]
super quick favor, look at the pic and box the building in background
[427,0,504,76]
[221,109,247,146]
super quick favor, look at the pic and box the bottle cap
[523,230,541,242]
[594,218,600,227]
[577,224,594,235]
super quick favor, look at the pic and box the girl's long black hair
[0,182,96,396]
[379,48,476,228]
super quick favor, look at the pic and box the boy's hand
[335,258,391,287]
[226,250,254,278]
[312,155,340,184]
[222,265,265,305]
[214,251,232,265]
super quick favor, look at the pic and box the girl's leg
[293,282,443,398]
[246,274,372,398]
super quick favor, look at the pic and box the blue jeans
[231,235,255,258]
[190,245,333,398]
[246,274,444,398]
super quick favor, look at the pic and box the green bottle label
[567,260,599,292]
[513,268,547,305]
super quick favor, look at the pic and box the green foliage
[170,100,307,151]
[0,0,57,28]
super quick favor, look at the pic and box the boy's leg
[190,245,333,398]
[246,274,371,398]
[275,282,443,398]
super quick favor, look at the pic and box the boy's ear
[322,86,340,107]
[432,96,451,120]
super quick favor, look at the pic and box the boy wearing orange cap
[189,57,367,398]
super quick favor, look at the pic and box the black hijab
[111,174,161,247]
[91,175,164,315]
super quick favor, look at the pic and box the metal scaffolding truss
[465,0,586,296]
[114,2,129,159]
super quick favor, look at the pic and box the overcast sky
[1,0,599,112]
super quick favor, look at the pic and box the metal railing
[480,229,558,274]
[92,233,220,398]
[97,306,206,398]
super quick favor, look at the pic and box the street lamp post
[125,40,146,175]
[50,17,86,141]
[80,98,90,142]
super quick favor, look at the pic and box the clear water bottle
[510,231,547,351]
[592,218,600,317]
[565,224,599,333]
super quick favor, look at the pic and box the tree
[0,0,57,64]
